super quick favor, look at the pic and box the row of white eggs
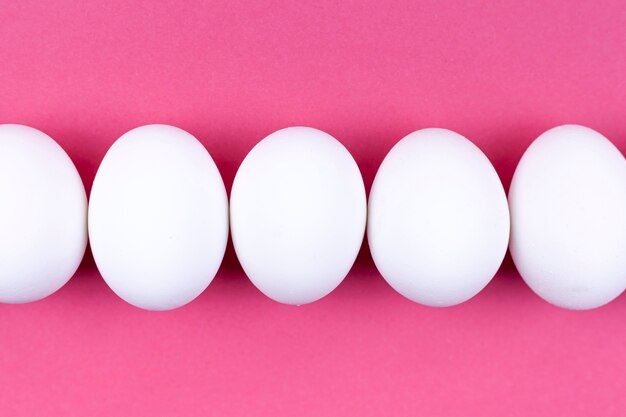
[0,123,624,311]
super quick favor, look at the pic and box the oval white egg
[230,127,366,305]
[0,124,87,303]
[88,125,228,311]
[509,124,626,309]
[368,128,510,306]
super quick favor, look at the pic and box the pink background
[1,1,626,415]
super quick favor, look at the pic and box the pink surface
[1,1,626,415]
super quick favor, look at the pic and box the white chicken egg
[368,128,510,306]
[509,124,626,309]
[88,124,228,310]
[0,124,87,303]
[230,127,366,305]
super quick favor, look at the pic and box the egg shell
[368,128,510,306]
[0,124,87,303]
[230,127,366,305]
[88,124,229,311]
[509,124,626,310]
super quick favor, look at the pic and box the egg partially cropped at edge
[509,124,626,310]
[368,128,510,307]
[230,127,367,305]
[88,124,229,311]
[0,124,88,303]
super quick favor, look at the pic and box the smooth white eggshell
[368,128,510,306]
[88,125,228,311]
[0,124,87,303]
[509,124,626,309]
[230,127,366,305]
